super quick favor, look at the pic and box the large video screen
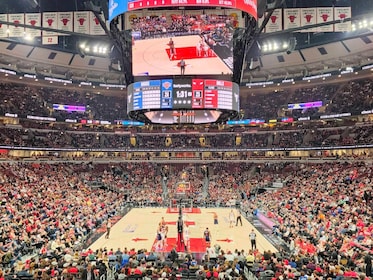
[130,12,241,77]
[127,78,239,112]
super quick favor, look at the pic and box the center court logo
[109,0,119,19]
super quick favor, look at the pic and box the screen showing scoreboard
[127,78,239,124]
[127,78,239,112]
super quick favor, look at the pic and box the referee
[249,229,257,250]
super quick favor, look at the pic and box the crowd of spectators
[1,124,373,152]
[0,161,372,279]
[0,78,372,125]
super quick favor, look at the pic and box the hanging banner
[317,7,334,32]
[8,13,24,37]
[42,36,58,45]
[0,14,8,38]
[334,7,351,32]
[89,12,106,35]
[57,12,73,34]
[300,7,316,32]
[284,8,301,31]
[25,13,41,37]
[74,11,90,34]
[265,9,282,33]
[42,12,58,36]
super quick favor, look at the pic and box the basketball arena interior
[0,0,372,279]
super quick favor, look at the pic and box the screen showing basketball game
[129,10,243,77]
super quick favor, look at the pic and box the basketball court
[132,35,232,76]
[89,206,278,256]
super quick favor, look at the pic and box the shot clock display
[127,78,239,124]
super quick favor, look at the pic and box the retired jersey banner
[334,7,351,32]
[25,13,41,37]
[42,35,58,45]
[89,12,106,35]
[265,9,282,33]
[317,7,334,32]
[43,12,58,36]
[8,14,24,37]
[301,8,316,32]
[58,12,73,34]
[74,11,90,34]
[284,8,301,30]
[0,14,8,38]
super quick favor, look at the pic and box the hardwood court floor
[89,208,278,255]
[132,35,232,76]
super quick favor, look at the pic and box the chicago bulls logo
[288,15,296,23]
[270,16,277,23]
[305,14,312,23]
[94,17,100,25]
[14,20,20,27]
[78,18,85,25]
[47,18,54,26]
[61,18,69,26]
[321,14,329,22]
[29,20,37,26]
[339,13,346,20]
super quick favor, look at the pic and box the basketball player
[229,209,235,228]
[204,227,211,246]
[184,223,190,250]
[196,40,202,57]
[168,38,176,60]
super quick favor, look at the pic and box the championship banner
[57,12,73,34]
[317,7,334,32]
[300,7,317,32]
[25,13,41,37]
[74,11,90,34]
[8,13,24,37]
[42,12,58,36]
[284,8,301,30]
[0,14,8,38]
[334,7,351,32]
[265,9,282,33]
[89,12,106,35]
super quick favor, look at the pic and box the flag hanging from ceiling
[334,7,351,32]
[317,7,334,32]
[300,8,317,32]
[25,13,41,37]
[0,14,8,38]
[89,12,106,35]
[74,11,90,34]
[8,13,24,37]
[265,9,282,33]
[57,12,73,35]
[284,8,301,30]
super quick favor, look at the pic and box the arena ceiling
[0,0,372,84]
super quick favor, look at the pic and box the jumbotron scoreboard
[127,78,239,124]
